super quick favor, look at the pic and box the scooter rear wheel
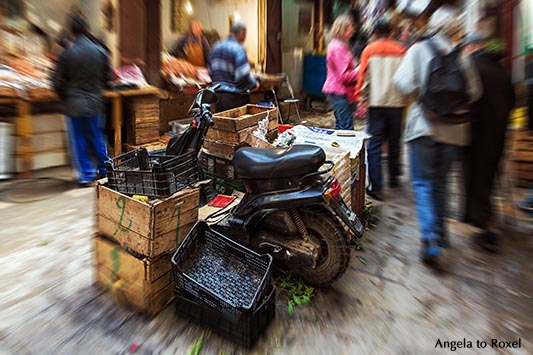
[296,207,351,287]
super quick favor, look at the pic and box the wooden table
[1,86,165,178]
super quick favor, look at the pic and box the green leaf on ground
[187,337,203,355]
[288,301,295,317]
[278,273,315,316]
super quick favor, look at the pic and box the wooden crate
[159,94,197,133]
[202,139,244,161]
[15,151,68,172]
[212,105,277,132]
[324,147,352,210]
[126,97,161,145]
[96,183,199,258]
[350,143,366,218]
[510,128,533,186]
[93,234,174,317]
[206,119,278,144]
[29,114,66,134]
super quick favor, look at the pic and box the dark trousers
[367,107,403,192]
[215,92,250,112]
[463,117,508,229]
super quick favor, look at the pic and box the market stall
[0,85,165,176]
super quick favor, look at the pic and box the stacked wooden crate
[510,128,533,187]
[323,147,352,210]
[125,97,160,145]
[93,181,200,316]
[16,114,68,172]
[203,105,278,161]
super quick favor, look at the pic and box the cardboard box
[93,234,174,317]
[97,183,199,258]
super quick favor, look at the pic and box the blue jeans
[66,115,110,183]
[409,136,456,243]
[367,107,403,192]
[329,94,355,130]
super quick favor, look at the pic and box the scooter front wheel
[296,207,351,287]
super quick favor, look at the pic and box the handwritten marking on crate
[113,196,133,237]
[109,246,125,295]
[170,200,184,247]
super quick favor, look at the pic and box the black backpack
[420,40,471,124]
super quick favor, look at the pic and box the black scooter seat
[233,144,326,180]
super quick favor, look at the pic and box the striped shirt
[208,36,257,93]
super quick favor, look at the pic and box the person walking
[462,34,515,252]
[322,14,358,131]
[393,6,482,264]
[356,19,407,200]
[208,20,259,112]
[53,15,113,187]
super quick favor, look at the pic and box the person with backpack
[462,34,515,253]
[393,6,482,265]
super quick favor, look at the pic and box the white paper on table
[287,125,369,159]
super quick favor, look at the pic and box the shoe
[366,187,383,201]
[437,234,450,248]
[421,238,442,265]
[474,230,499,253]
[388,178,399,189]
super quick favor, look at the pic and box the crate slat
[94,235,174,317]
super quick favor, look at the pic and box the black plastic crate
[105,148,199,198]
[199,150,235,180]
[202,171,245,195]
[174,285,276,348]
[172,221,273,322]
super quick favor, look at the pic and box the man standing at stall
[170,19,211,68]
[208,20,259,112]
[53,15,112,187]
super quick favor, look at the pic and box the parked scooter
[166,84,364,287]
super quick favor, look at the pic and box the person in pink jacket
[322,14,358,130]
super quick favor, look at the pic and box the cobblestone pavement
[0,112,531,354]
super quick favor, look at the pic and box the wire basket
[105,148,199,198]
[174,286,275,348]
[172,221,273,322]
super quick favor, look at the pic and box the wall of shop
[161,0,260,65]
[20,0,121,66]
[281,0,315,94]
[282,0,314,51]
[24,0,78,35]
